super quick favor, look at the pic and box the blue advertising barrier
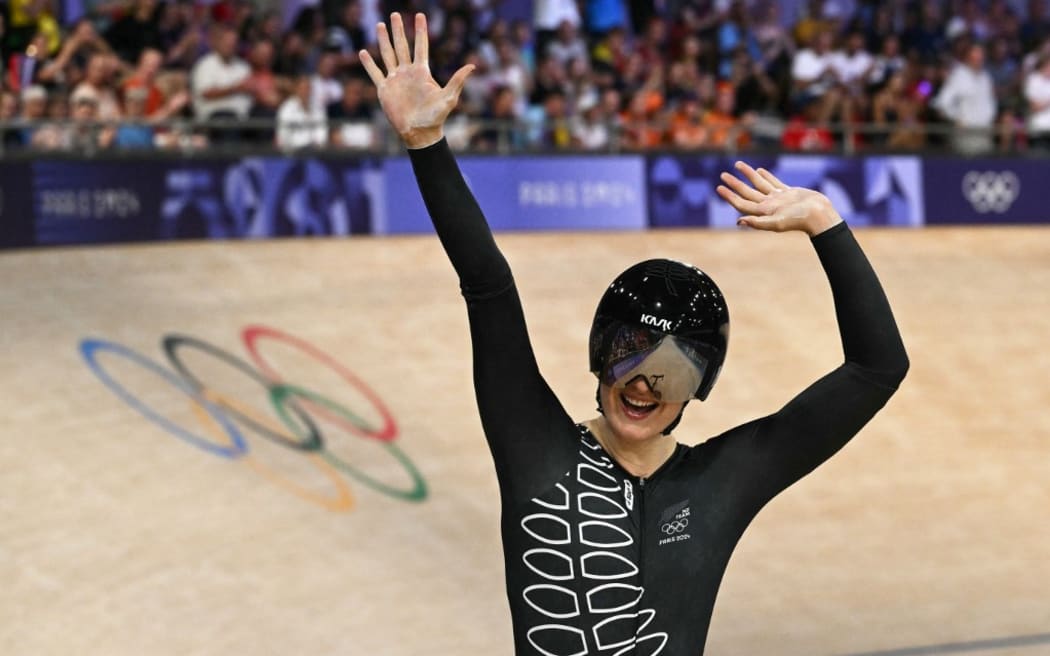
[380,155,647,234]
[4,152,1050,250]
[920,158,1046,224]
[647,154,925,228]
[1,157,376,248]
[0,161,34,248]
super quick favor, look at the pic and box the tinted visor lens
[600,324,708,403]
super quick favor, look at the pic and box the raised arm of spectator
[149,90,191,123]
[38,21,109,83]
[166,28,202,69]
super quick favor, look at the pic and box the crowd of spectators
[3,0,1050,153]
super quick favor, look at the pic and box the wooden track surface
[2,227,1048,655]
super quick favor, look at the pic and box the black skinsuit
[409,140,909,655]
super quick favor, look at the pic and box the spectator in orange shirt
[620,89,664,149]
[703,81,753,149]
[667,93,708,149]
[122,48,165,116]
[122,48,190,121]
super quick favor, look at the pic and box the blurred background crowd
[2,0,1050,153]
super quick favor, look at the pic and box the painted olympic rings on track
[270,384,427,502]
[244,325,398,442]
[164,334,323,451]
[80,339,248,458]
[78,325,426,512]
[190,389,355,512]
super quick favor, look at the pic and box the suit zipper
[636,475,648,645]
[638,476,646,586]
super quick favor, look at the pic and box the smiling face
[590,260,729,444]
[599,377,686,442]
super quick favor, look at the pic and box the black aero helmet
[589,259,729,402]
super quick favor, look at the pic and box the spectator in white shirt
[1024,52,1050,148]
[546,19,589,66]
[535,0,581,64]
[535,0,580,32]
[330,76,375,149]
[477,18,510,70]
[932,43,997,153]
[491,40,531,117]
[791,30,842,123]
[792,30,835,91]
[867,34,906,90]
[571,94,610,149]
[277,74,328,149]
[191,24,252,121]
[831,29,874,117]
[311,51,343,114]
[832,30,873,88]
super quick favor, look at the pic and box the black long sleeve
[408,139,512,299]
[815,222,910,386]
[407,141,909,655]
[409,139,578,503]
[713,221,910,516]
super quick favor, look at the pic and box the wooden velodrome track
[2,226,1048,655]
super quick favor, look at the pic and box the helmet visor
[599,324,709,403]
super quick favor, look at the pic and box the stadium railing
[0,117,1039,157]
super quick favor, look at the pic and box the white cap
[71,85,100,105]
[577,91,599,113]
[22,85,47,101]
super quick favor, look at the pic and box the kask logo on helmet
[78,325,427,513]
[640,313,673,331]
[590,259,729,404]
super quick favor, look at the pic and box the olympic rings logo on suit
[661,519,689,535]
[961,170,1020,214]
[78,325,427,513]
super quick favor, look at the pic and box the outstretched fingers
[363,13,428,86]
[739,211,790,232]
[756,167,788,191]
[444,63,476,100]
[715,183,763,216]
[391,12,412,67]
[413,13,428,67]
[733,161,776,194]
[376,22,397,73]
[718,170,764,203]
[359,50,384,86]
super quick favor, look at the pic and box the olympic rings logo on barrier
[78,325,427,513]
[661,519,689,535]
[961,170,1020,214]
